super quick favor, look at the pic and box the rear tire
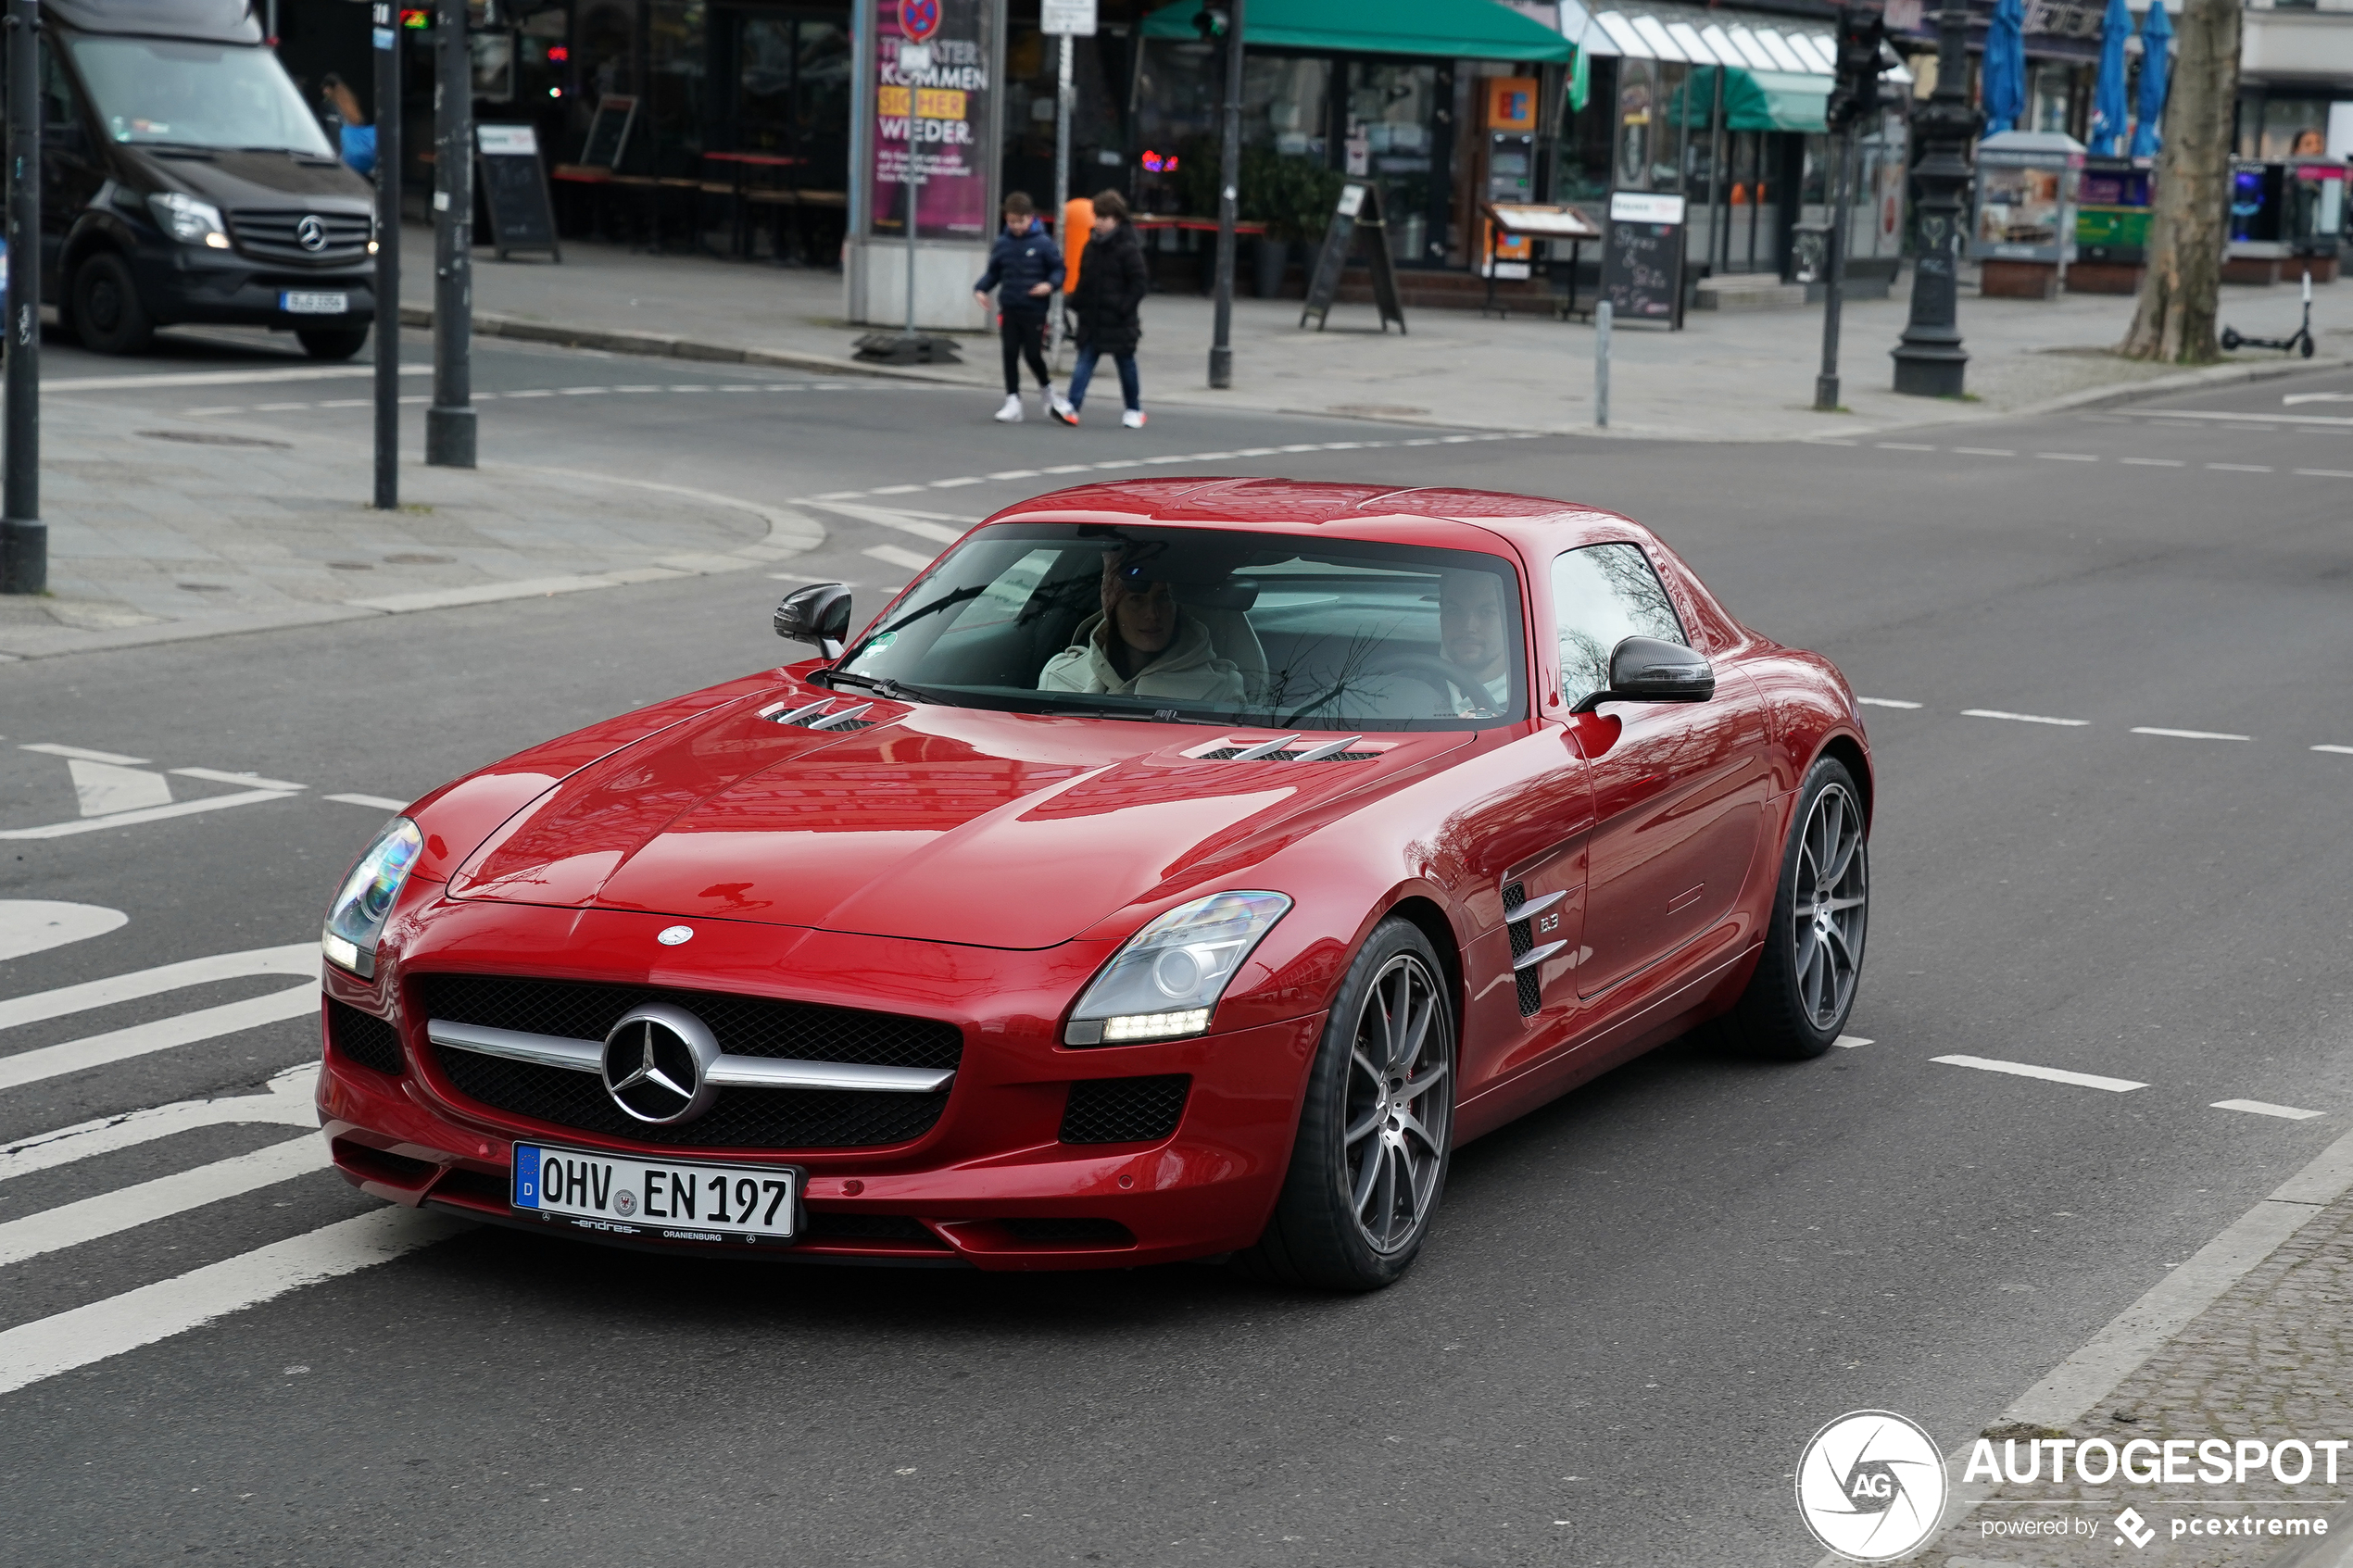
[71,252,154,356]
[297,327,371,361]
[1730,757,1869,1060]
[1236,917,1455,1291]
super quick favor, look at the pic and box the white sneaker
[994,394,1024,423]
[1046,388,1076,422]
[1121,408,1147,430]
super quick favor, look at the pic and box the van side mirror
[1570,636,1715,712]
[774,582,852,659]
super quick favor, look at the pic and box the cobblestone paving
[1914,1191,2353,1568]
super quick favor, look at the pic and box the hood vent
[760,698,875,732]
[1196,734,1376,763]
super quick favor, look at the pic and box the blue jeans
[1067,345,1139,412]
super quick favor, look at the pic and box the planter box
[1981,258,2061,299]
[2223,255,2284,285]
[2065,260,2145,295]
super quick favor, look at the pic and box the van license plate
[279,291,348,315]
[513,1143,800,1244]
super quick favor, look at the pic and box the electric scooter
[2221,268,2316,358]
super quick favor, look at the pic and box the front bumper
[316,898,1324,1270]
[130,241,375,330]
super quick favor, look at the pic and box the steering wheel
[1365,653,1501,716]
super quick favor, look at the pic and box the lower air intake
[1059,1075,1189,1145]
[327,999,405,1074]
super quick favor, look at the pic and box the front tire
[71,252,155,356]
[1238,917,1455,1291]
[296,327,371,361]
[1730,757,1869,1060]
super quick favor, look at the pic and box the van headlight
[1063,891,1291,1045]
[322,817,423,978]
[148,192,230,248]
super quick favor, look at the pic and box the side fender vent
[1196,734,1376,762]
[759,698,875,733]
[1501,881,1567,1019]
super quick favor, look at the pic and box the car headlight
[1064,891,1292,1045]
[321,817,423,978]
[148,192,230,248]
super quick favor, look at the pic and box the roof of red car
[989,478,1637,552]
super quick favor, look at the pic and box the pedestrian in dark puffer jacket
[972,192,1067,424]
[1051,189,1150,430]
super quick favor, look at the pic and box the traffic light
[1193,5,1230,42]
[1826,5,1887,132]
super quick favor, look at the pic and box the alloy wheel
[1341,952,1449,1255]
[1793,783,1868,1031]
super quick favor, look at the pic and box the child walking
[1051,190,1149,430]
[972,192,1067,423]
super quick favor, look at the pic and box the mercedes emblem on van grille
[600,1002,722,1124]
[296,215,329,252]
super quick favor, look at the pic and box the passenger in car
[1438,570,1515,717]
[1038,552,1246,702]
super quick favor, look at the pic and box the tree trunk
[2119,0,2240,361]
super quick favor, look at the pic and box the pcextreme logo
[1796,1410,1951,1562]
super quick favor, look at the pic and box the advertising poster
[869,0,996,242]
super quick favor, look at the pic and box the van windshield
[68,37,333,157]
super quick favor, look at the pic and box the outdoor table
[703,151,808,259]
[1482,203,1603,321]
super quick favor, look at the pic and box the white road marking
[928,476,985,488]
[0,902,127,964]
[805,501,963,544]
[2314,745,2353,757]
[2120,458,2184,467]
[1931,1055,2146,1092]
[344,575,613,614]
[44,364,431,393]
[868,483,925,495]
[19,742,149,765]
[1875,442,1936,451]
[66,759,173,818]
[1856,698,1920,709]
[987,469,1041,480]
[2035,452,2098,461]
[2295,468,2353,479]
[1954,447,2016,457]
[1833,1035,1872,1048]
[2131,726,2250,742]
[2207,463,2273,473]
[0,985,319,1092]
[0,1136,326,1269]
[1961,709,2090,727]
[2213,1099,2324,1122]
[0,1205,466,1397]
[0,787,297,840]
[323,793,409,811]
[2283,392,2353,405]
[862,544,937,572]
[171,767,307,791]
[2136,408,2353,428]
[0,940,314,1033]
[2,1063,318,1181]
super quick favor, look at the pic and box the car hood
[131,147,373,210]
[447,691,1466,948]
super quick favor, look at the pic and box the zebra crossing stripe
[0,1206,466,1398]
[0,1136,327,1269]
[0,941,314,1033]
[1,1063,320,1182]
[0,985,318,1092]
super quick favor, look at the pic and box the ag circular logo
[657,924,693,946]
[296,214,329,252]
[600,1002,721,1125]
[1794,1411,1948,1562]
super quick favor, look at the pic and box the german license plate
[279,290,348,314]
[512,1144,799,1244]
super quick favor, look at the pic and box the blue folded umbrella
[2130,1,2173,158]
[1982,0,2028,136]
[2089,0,2133,155]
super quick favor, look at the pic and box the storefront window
[1246,55,1328,158]
[1344,60,1443,263]
[1556,56,1613,206]
[2255,98,2331,160]
[1615,56,1654,191]
[2027,61,2077,138]
[647,0,706,169]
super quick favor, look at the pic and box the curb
[396,304,974,387]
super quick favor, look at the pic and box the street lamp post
[1891,0,1972,396]
[426,0,475,467]
[1,0,41,595]
[1207,0,1243,389]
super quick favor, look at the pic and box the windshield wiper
[820,670,937,703]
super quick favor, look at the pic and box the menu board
[869,0,998,242]
[476,124,560,261]
[1599,190,1686,328]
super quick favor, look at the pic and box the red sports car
[317,480,1872,1290]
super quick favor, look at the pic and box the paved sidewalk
[412,226,2353,442]
[0,383,823,661]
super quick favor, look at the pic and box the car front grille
[229,207,371,265]
[1059,1075,1189,1145]
[412,972,963,1150]
[327,998,404,1074]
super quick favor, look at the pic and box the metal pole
[1052,34,1072,238]
[1593,298,1611,428]
[903,118,918,336]
[1,0,41,595]
[1815,125,1854,411]
[426,0,475,466]
[1708,65,1727,273]
[1206,0,1243,389]
[372,3,401,508]
[1891,0,1971,396]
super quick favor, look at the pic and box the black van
[33,0,377,358]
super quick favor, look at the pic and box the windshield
[69,37,333,157]
[835,523,1529,731]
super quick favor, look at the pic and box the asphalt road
[3,324,2349,1567]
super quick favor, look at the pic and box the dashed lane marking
[1875,443,1936,451]
[2035,452,2099,461]
[323,793,409,811]
[2213,1099,2325,1122]
[1856,698,1920,709]
[1962,709,2091,728]
[47,364,432,393]
[2315,746,2353,757]
[2120,458,2185,466]
[2295,468,2353,478]
[1931,1055,2146,1093]
[0,1205,464,1398]
[2207,463,2273,473]
[0,1136,326,1270]
[1833,1035,1873,1048]
[1953,447,2017,457]
[2129,408,2353,428]
[2131,726,2251,742]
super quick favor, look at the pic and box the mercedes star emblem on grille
[296,215,329,252]
[600,1002,722,1124]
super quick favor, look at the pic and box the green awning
[1140,0,1573,63]
[1674,66,1829,134]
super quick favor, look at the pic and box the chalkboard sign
[1300,182,1406,335]
[476,123,561,261]
[579,94,637,170]
[1600,190,1687,329]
